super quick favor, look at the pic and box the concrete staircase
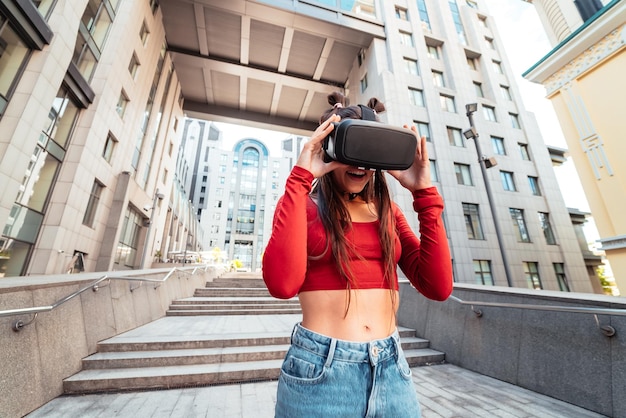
[62,276,445,394]
[166,276,302,316]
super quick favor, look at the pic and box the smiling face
[331,165,374,195]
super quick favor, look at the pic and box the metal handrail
[0,265,212,332]
[448,295,623,337]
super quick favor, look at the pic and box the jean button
[371,346,379,357]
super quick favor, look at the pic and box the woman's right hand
[295,114,343,178]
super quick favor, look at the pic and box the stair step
[400,337,431,350]
[97,333,292,352]
[168,303,299,311]
[64,347,444,394]
[173,297,297,305]
[205,279,266,288]
[195,288,272,296]
[62,273,445,396]
[404,348,446,366]
[83,344,291,369]
[63,359,284,394]
[166,308,303,316]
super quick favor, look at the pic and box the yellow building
[524,0,625,292]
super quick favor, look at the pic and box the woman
[262,92,453,417]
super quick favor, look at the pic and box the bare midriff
[298,288,398,341]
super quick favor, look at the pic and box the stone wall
[0,266,220,418]
[398,282,626,417]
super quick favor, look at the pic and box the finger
[419,136,429,161]
[311,115,340,144]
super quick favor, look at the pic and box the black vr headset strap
[359,105,376,121]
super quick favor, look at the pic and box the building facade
[328,0,593,291]
[180,118,301,271]
[0,0,602,293]
[523,0,624,292]
[0,0,199,276]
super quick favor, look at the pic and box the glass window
[2,204,43,243]
[128,53,139,78]
[519,143,530,160]
[399,31,414,47]
[82,0,113,49]
[448,0,467,44]
[467,56,477,70]
[483,106,497,122]
[432,70,444,87]
[360,74,368,93]
[440,94,456,112]
[114,206,143,268]
[539,212,557,245]
[33,0,57,18]
[140,21,150,45]
[455,163,473,186]
[478,16,488,28]
[340,0,376,18]
[554,263,570,291]
[0,238,33,277]
[510,113,521,129]
[414,121,430,142]
[83,181,104,227]
[427,45,439,60]
[485,37,495,50]
[417,0,431,31]
[524,261,542,289]
[395,7,408,20]
[116,90,129,117]
[430,160,438,182]
[474,260,494,285]
[73,0,115,81]
[0,19,31,116]
[501,85,512,100]
[448,127,464,147]
[500,171,516,191]
[404,58,419,75]
[491,136,505,155]
[493,60,503,74]
[44,92,80,149]
[528,176,541,196]
[510,208,531,243]
[463,203,484,240]
[474,82,483,97]
[408,88,424,106]
[103,132,116,163]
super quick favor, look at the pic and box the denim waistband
[290,323,400,366]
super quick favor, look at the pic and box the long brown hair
[311,92,397,302]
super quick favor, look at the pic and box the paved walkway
[26,314,606,418]
[27,364,605,418]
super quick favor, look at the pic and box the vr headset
[323,105,417,170]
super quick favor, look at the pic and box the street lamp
[464,103,513,287]
[140,189,165,269]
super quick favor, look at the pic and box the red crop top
[262,166,453,301]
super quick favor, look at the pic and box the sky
[213,0,598,241]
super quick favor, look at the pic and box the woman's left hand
[388,125,432,192]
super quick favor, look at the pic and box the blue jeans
[275,323,422,417]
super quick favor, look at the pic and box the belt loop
[392,329,401,356]
[324,338,337,369]
[291,323,299,344]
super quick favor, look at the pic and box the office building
[523,0,624,291]
[0,0,200,276]
[0,0,599,292]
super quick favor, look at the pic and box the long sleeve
[262,166,313,299]
[397,187,453,301]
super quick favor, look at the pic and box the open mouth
[347,170,366,179]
